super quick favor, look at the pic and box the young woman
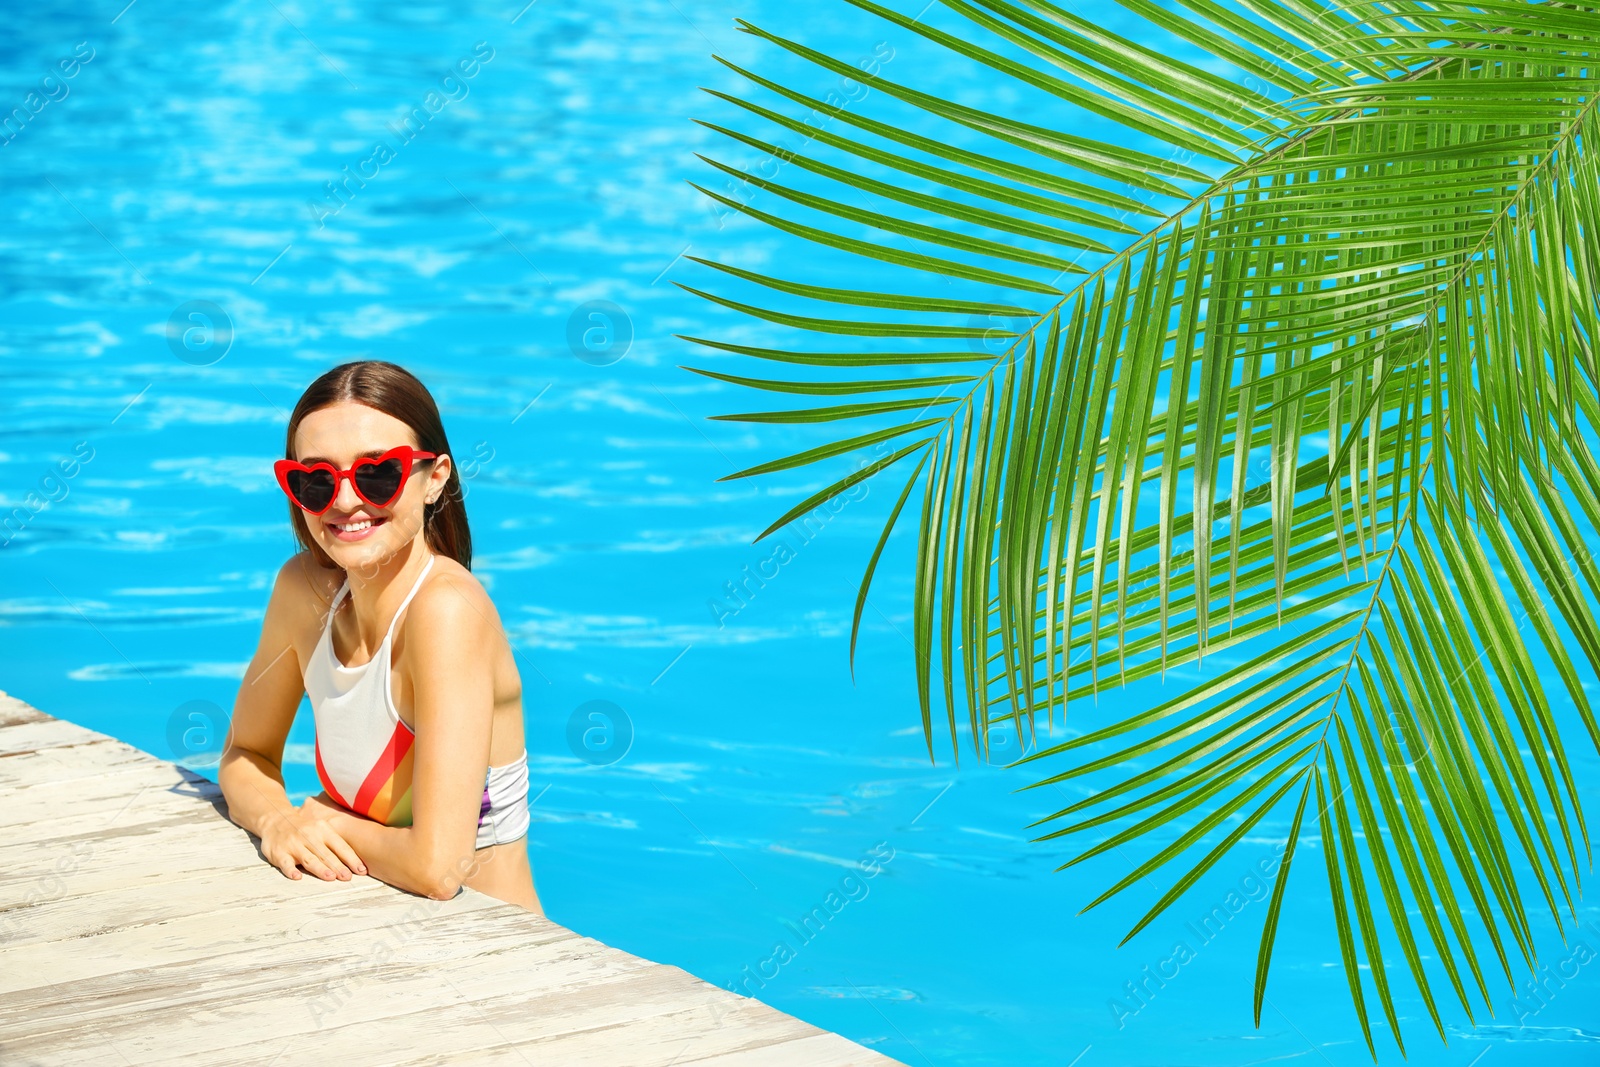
[219,360,540,913]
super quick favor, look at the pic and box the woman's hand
[298,791,351,827]
[259,793,368,882]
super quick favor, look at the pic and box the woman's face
[291,401,452,574]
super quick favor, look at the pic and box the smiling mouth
[327,516,388,540]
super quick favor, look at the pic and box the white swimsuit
[303,553,531,849]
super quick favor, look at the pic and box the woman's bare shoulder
[268,551,344,627]
[409,555,501,633]
[402,556,519,698]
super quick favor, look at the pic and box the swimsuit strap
[322,578,351,643]
[321,554,437,649]
[381,553,437,648]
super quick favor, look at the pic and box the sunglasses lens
[287,468,336,513]
[353,458,404,506]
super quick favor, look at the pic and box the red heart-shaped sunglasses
[274,446,437,515]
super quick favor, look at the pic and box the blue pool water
[2,2,1597,1064]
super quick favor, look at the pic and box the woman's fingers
[302,837,353,880]
[323,833,369,876]
[273,850,303,880]
[275,828,347,881]
[266,840,304,880]
[265,824,361,883]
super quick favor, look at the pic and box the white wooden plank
[0,716,118,759]
[0,777,231,848]
[381,999,889,1067]
[0,697,904,1067]
[0,813,276,906]
[0,751,212,826]
[681,1029,906,1067]
[0,690,52,727]
[3,917,634,1045]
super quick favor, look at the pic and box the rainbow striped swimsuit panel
[303,553,531,849]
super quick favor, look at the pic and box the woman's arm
[316,572,499,900]
[219,554,363,881]
[300,799,460,900]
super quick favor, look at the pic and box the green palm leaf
[684,0,1600,1055]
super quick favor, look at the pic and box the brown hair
[283,361,471,570]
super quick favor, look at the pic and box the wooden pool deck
[0,691,903,1066]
